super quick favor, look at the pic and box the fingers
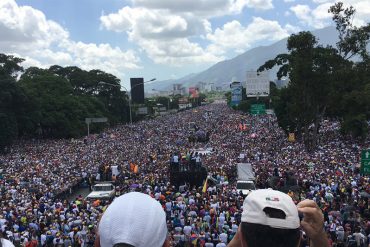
[298,206,321,219]
[297,199,318,209]
[297,199,326,243]
[297,200,323,222]
[300,220,314,233]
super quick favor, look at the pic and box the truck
[236,163,256,196]
[86,183,115,200]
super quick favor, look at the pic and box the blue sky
[1,0,369,87]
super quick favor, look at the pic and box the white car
[86,183,115,200]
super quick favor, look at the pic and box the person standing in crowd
[228,189,329,247]
[0,103,368,247]
[0,234,14,247]
[96,192,170,247]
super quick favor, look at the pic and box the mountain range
[145,26,339,92]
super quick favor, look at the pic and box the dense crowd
[0,102,369,247]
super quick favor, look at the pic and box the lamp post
[99,78,156,124]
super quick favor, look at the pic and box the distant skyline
[1,0,369,87]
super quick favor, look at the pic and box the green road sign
[250,104,266,115]
[361,149,370,175]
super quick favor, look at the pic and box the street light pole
[128,95,132,124]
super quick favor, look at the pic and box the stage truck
[236,163,256,196]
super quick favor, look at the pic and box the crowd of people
[0,102,369,247]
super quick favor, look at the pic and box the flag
[202,177,208,193]
[134,165,139,174]
[336,167,344,176]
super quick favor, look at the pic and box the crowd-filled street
[0,102,369,247]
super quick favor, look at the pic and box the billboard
[188,87,199,98]
[230,81,242,106]
[130,78,144,104]
[246,71,269,97]
[137,107,148,115]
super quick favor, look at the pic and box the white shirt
[111,166,119,176]
[219,233,228,243]
[165,202,172,211]
[183,225,192,236]
[173,156,179,163]
[1,239,15,247]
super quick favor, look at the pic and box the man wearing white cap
[96,192,170,247]
[228,189,328,247]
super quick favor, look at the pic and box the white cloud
[138,38,223,65]
[0,0,68,51]
[0,0,140,80]
[312,0,331,3]
[285,24,301,33]
[101,7,208,40]
[206,17,292,54]
[245,0,273,10]
[132,0,272,16]
[101,0,277,66]
[290,4,332,28]
[101,6,222,66]
[294,1,370,28]
[345,0,370,26]
[61,41,141,78]
[284,0,295,2]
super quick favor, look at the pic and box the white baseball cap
[99,192,168,247]
[241,189,300,229]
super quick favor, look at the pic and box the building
[172,84,186,96]
[198,82,215,93]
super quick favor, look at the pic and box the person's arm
[227,228,242,247]
[297,199,329,247]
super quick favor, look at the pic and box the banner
[230,81,242,106]
[189,87,199,98]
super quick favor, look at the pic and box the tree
[258,2,370,147]
[329,2,370,60]
[19,68,108,138]
[258,32,331,150]
[328,2,370,138]
[0,113,17,153]
[48,66,130,123]
[0,54,24,77]
[0,54,29,151]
